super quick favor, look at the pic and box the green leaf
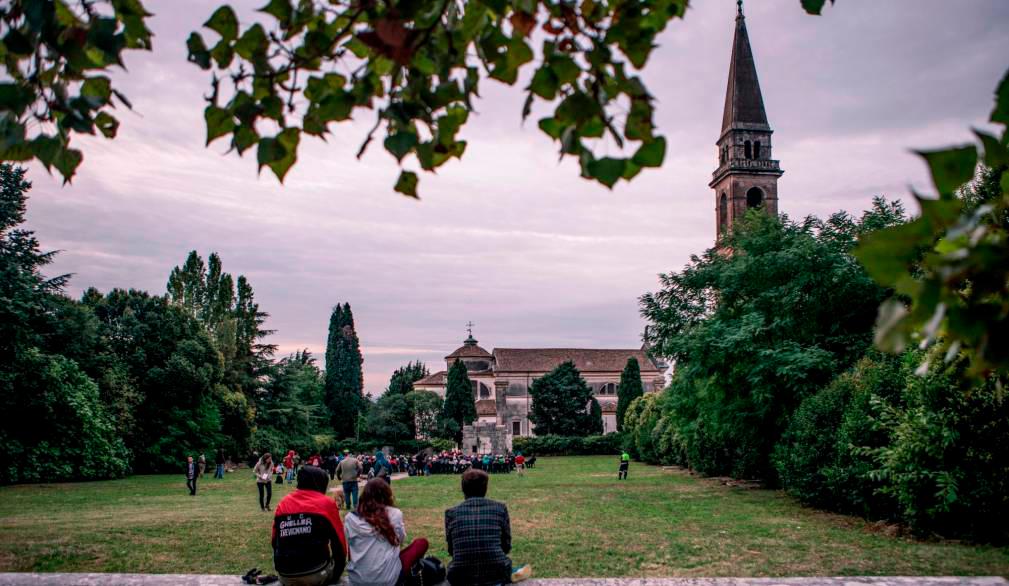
[259,128,300,182]
[31,135,62,169]
[632,136,666,168]
[530,66,559,100]
[990,68,1009,128]
[873,299,910,354]
[538,117,563,139]
[587,157,626,189]
[210,39,234,68]
[384,131,418,162]
[205,5,239,41]
[800,0,827,15]
[394,170,419,198]
[186,33,212,69]
[259,0,293,23]
[205,105,234,145]
[549,56,580,85]
[0,83,35,115]
[235,24,268,59]
[853,219,933,287]
[916,145,977,197]
[52,147,84,183]
[974,129,1008,168]
[81,76,112,107]
[94,112,119,138]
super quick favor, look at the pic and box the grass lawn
[0,456,1006,577]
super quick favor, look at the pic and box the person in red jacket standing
[273,465,347,585]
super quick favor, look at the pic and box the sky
[22,0,1009,395]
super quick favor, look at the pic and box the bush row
[513,433,625,456]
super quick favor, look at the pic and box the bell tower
[709,1,783,242]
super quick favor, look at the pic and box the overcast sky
[22,0,1009,394]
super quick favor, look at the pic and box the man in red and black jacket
[272,466,347,585]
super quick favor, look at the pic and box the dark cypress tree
[324,302,364,438]
[440,359,476,444]
[528,361,596,436]
[616,357,644,431]
[588,397,604,435]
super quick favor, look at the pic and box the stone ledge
[0,575,1005,586]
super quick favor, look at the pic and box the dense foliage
[528,360,602,436]
[639,201,904,479]
[440,359,475,443]
[615,356,642,431]
[324,303,365,438]
[513,432,625,456]
[634,194,1009,539]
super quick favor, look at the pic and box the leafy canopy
[528,360,600,436]
[1,0,838,190]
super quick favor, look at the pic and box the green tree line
[628,171,1009,540]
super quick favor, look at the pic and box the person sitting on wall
[444,469,531,585]
[344,478,430,586]
[272,465,347,585]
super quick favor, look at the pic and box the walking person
[444,469,530,585]
[185,456,198,496]
[515,453,526,476]
[618,451,630,480]
[337,450,361,512]
[255,453,275,511]
[272,466,347,586]
[284,450,296,482]
[344,479,429,586]
[373,451,392,485]
[198,453,207,478]
[215,448,226,479]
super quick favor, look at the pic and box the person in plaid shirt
[444,469,530,585]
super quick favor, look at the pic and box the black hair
[297,465,330,494]
[461,468,489,498]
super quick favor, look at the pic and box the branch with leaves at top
[0,0,153,183]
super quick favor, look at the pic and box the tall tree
[386,361,430,436]
[406,390,443,440]
[528,361,598,436]
[324,302,364,438]
[440,359,476,444]
[616,357,643,431]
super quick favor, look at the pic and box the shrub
[513,433,625,456]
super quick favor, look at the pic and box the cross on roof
[737,0,743,17]
[465,321,475,336]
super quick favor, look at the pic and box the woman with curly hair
[344,478,429,586]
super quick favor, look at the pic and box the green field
[0,456,1006,577]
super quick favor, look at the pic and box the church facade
[413,335,665,453]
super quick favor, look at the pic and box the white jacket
[344,507,405,586]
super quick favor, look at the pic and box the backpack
[402,556,446,586]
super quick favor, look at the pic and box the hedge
[512,433,626,456]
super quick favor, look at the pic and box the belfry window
[744,141,751,159]
[754,141,761,159]
[746,187,764,209]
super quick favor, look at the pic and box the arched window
[719,192,728,230]
[744,140,752,160]
[471,381,491,399]
[746,187,764,209]
[599,382,617,396]
[754,141,761,159]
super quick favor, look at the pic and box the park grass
[0,456,1006,577]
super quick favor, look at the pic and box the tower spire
[721,2,769,135]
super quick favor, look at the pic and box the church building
[710,1,783,241]
[413,333,666,453]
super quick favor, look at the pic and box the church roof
[446,334,492,360]
[721,6,770,134]
[492,348,661,374]
[476,399,497,416]
[414,371,446,386]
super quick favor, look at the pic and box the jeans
[279,558,338,586]
[286,468,295,481]
[215,464,225,479]
[186,476,197,495]
[342,481,358,510]
[258,481,273,509]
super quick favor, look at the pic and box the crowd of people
[180,446,639,585]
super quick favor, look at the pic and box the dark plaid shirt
[444,497,512,586]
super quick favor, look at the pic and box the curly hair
[357,478,399,546]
